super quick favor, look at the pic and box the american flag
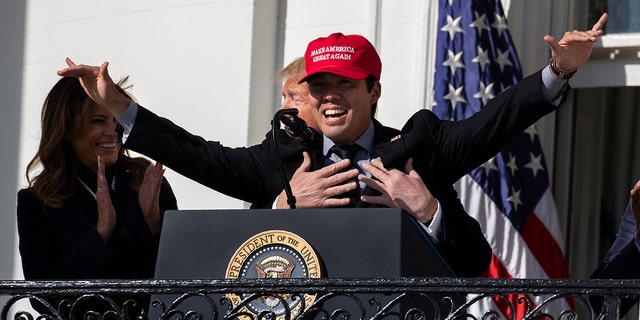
[432,0,571,318]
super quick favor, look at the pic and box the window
[591,0,640,33]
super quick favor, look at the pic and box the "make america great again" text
[310,46,355,63]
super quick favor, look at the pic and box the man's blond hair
[277,57,305,83]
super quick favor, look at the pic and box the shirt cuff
[541,65,569,106]
[418,199,442,244]
[115,101,139,144]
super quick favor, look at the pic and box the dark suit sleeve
[380,69,559,185]
[124,106,275,205]
[376,69,561,278]
[590,240,640,317]
[432,69,559,180]
[432,190,493,277]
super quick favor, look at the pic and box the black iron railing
[1,278,638,320]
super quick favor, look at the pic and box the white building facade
[1,0,639,282]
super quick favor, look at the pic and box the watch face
[550,58,576,80]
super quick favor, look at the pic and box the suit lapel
[355,119,400,208]
[305,137,325,171]
[372,118,401,146]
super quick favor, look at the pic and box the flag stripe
[522,206,570,279]
[457,176,572,317]
[433,1,572,315]
[482,254,531,319]
[532,189,567,254]
[456,176,551,279]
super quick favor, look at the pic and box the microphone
[271,109,319,209]
[278,109,315,143]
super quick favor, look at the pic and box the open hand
[57,58,130,116]
[543,12,607,72]
[139,162,166,235]
[360,158,437,223]
[276,152,359,208]
[96,155,117,243]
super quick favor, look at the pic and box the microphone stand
[272,109,298,209]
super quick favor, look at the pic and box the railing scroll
[0,278,637,320]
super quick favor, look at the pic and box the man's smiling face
[307,73,380,145]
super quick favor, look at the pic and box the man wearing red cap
[58,14,606,278]
[272,15,606,274]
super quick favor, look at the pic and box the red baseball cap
[298,32,382,83]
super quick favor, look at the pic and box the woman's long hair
[26,77,150,208]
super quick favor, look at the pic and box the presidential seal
[225,230,321,320]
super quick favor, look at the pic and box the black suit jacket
[590,240,640,317]
[17,162,178,280]
[374,69,558,276]
[17,161,178,316]
[123,68,560,277]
